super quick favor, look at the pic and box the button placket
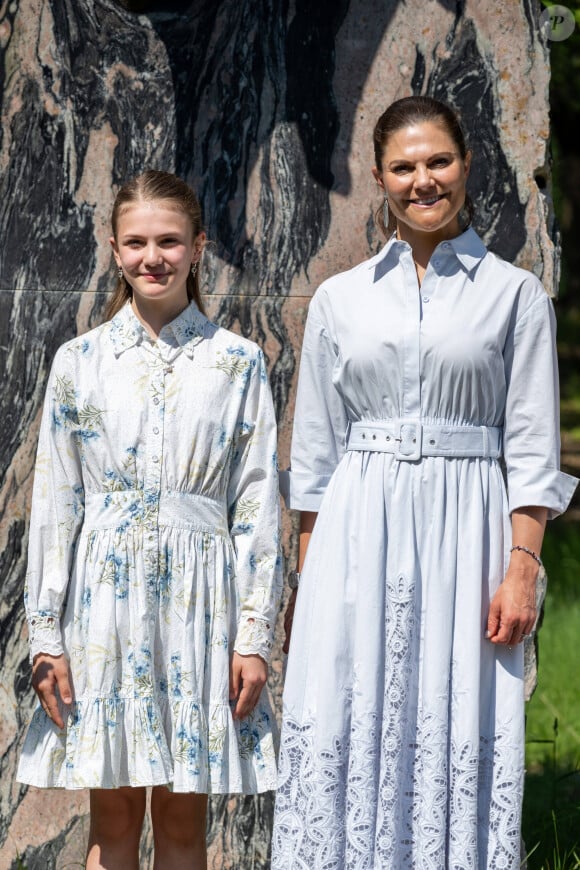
[402,253,421,421]
[144,358,166,588]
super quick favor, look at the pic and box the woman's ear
[464,150,472,179]
[371,167,384,190]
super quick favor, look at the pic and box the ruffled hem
[16,694,278,794]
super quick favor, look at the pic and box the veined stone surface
[0,0,553,866]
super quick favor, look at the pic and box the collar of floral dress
[109,301,209,359]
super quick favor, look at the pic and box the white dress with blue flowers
[17,301,282,793]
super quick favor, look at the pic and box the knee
[153,793,207,848]
[90,789,145,844]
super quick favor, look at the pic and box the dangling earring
[117,267,123,279]
[383,196,389,229]
[191,262,198,278]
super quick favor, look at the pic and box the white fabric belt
[83,490,228,534]
[346,420,502,461]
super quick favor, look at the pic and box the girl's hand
[229,652,267,720]
[283,588,298,655]
[486,557,538,647]
[32,653,73,729]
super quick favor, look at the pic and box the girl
[17,170,282,869]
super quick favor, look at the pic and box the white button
[422,296,430,303]
[153,397,160,405]
[153,456,159,463]
[153,427,159,435]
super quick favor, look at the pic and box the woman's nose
[414,164,433,186]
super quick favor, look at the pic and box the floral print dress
[17,301,282,793]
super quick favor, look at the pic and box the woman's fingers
[486,584,535,647]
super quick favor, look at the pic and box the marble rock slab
[0,0,553,866]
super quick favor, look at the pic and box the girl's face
[372,120,471,241]
[110,201,204,312]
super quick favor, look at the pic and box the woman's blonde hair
[105,170,206,320]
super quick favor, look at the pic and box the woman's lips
[409,194,446,207]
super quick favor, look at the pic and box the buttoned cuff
[27,611,64,663]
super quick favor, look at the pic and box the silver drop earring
[383,196,389,229]
[191,262,198,278]
[117,267,123,279]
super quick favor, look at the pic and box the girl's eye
[430,157,451,168]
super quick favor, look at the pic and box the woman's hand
[486,554,538,646]
[283,588,298,655]
[229,652,267,720]
[32,653,73,729]
[487,506,547,647]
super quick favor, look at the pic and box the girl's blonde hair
[105,170,206,320]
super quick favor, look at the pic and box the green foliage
[523,519,580,868]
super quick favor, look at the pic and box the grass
[522,298,580,868]
[522,519,580,869]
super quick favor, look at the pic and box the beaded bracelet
[510,545,543,568]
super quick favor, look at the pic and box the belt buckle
[394,420,422,461]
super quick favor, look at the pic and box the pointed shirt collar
[109,302,209,359]
[370,227,488,283]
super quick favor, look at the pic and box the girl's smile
[110,201,205,335]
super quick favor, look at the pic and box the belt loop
[482,426,488,456]
[344,420,352,451]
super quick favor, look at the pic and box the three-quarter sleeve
[25,346,85,662]
[228,348,283,663]
[279,291,349,511]
[503,288,578,518]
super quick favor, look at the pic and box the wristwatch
[288,570,301,590]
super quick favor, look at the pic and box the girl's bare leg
[151,786,208,869]
[87,787,146,869]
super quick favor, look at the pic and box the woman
[17,170,282,869]
[272,96,578,868]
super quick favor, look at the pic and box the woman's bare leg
[86,787,146,869]
[151,786,208,869]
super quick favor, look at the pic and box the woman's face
[110,201,204,311]
[372,120,471,241]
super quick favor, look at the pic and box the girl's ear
[193,231,207,261]
[110,236,121,266]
